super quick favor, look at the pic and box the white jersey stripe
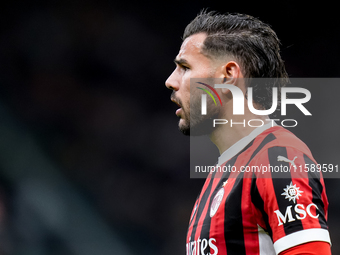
[273,228,331,254]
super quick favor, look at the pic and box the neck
[209,113,270,155]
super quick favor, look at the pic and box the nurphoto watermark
[189,78,340,179]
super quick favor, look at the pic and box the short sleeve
[250,146,331,254]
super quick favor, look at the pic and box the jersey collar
[217,121,277,166]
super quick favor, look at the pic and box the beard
[178,92,220,136]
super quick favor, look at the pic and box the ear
[223,61,242,79]
[221,61,243,95]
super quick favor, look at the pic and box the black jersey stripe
[237,139,255,157]
[189,170,217,242]
[303,154,327,229]
[220,141,258,255]
[247,133,277,164]
[216,139,255,199]
[268,146,304,235]
[224,170,246,255]
[188,196,199,226]
[221,133,276,254]
[189,138,255,243]
[251,173,273,237]
[189,162,218,227]
[199,155,239,245]
[199,140,255,254]
[224,133,276,252]
[246,133,277,239]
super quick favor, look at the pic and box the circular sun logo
[281,181,303,203]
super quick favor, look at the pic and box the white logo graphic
[210,188,224,217]
[277,155,298,169]
[274,203,319,226]
[213,85,311,116]
[186,237,218,255]
[281,181,303,203]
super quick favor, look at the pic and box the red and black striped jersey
[186,125,330,255]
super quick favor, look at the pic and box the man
[165,11,331,255]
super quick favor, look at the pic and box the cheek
[180,77,191,98]
[197,65,217,78]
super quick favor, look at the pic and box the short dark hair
[183,10,289,110]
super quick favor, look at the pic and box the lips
[173,100,181,108]
[171,96,182,108]
[171,96,183,116]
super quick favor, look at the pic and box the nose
[165,69,179,91]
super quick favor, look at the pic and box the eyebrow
[174,58,189,66]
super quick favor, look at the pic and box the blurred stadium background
[0,1,339,254]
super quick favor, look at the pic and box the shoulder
[250,125,315,164]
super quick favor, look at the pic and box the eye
[181,65,190,71]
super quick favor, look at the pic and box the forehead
[176,33,207,60]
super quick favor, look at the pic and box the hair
[183,10,289,110]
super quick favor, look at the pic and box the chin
[178,119,190,136]
[179,118,216,137]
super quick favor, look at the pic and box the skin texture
[165,32,270,154]
[166,33,218,135]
